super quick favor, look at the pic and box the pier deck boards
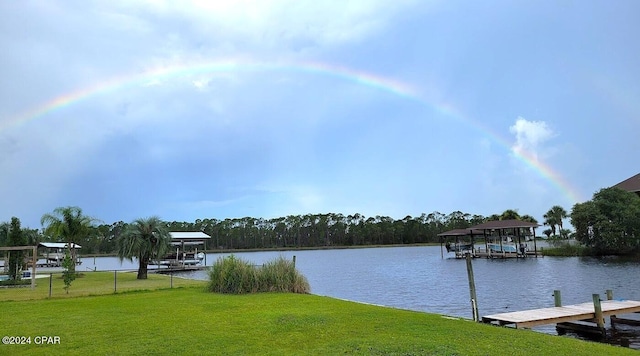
[482,300,640,329]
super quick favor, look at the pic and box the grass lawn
[0,277,636,355]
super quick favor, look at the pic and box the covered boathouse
[439,219,541,259]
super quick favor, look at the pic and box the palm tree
[41,206,99,273]
[543,212,558,237]
[543,205,568,238]
[549,205,568,232]
[116,217,171,279]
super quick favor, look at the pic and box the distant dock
[154,265,208,274]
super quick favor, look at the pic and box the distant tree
[542,228,553,239]
[0,222,9,246]
[41,206,99,273]
[544,205,568,238]
[520,215,538,224]
[7,217,26,281]
[571,187,640,254]
[543,214,558,236]
[500,209,521,220]
[116,217,172,279]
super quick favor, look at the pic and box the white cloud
[509,117,555,161]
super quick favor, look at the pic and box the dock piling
[553,290,562,307]
[606,289,613,300]
[465,253,479,322]
[592,294,606,337]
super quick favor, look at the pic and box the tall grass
[207,255,310,294]
[542,242,590,256]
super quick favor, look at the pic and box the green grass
[0,271,205,301]
[0,286,635,355]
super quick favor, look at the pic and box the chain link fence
[0,269,206,301]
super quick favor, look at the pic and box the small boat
[488,243,517,253]
[445,242,474,253]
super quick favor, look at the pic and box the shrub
[207,255,258,294]
[207,255,310,294]
[259,256,310,293]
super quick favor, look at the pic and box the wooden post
[292,255,296,268]
[592,294,606,337]
[440,241,443,259]
[554,290,562,307]
[49,273,53,298]
[465,253,479,322]
[31,246,37,289]
[606,290,613,300]
[170,272,173,289]
[114,270,117,293]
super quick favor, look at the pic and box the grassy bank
[1,287,634,354]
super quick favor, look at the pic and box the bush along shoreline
[207,255,310,294]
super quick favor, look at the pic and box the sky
[1,1,639,229]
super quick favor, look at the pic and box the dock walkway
[482,299,640,329]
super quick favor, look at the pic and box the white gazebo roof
[39,242,82,249]
[169,231,211,240]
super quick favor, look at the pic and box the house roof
[469,219,540,230]
[39,242,82,249]
[614,173,640,193]
[169,231,211,240]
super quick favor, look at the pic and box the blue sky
[1,1,638,228]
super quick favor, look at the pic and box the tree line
[2,209,542,254]
[2,187,638,259]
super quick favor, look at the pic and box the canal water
[81,245,640,348]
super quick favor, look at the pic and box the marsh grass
[208,255,310,294]
[543,241,590,256]
[259,256,310,293]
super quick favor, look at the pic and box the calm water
[81,246,640,347]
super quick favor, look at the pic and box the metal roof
[39,242,82,249]
[614,173,640,193]
[469,219,540,230]
[437,228,484,237]
[169,231,211,240]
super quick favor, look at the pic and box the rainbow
[2,58,583,203]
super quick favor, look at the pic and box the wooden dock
[482,299,640,329]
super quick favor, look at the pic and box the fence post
[170,272,173,289]
[49,273,53,298]
[114,270,117,293]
